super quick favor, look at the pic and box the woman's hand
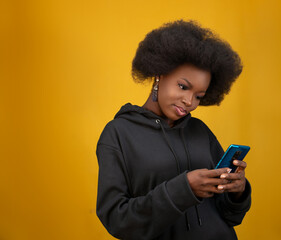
[187,168,231,198]
[217,160,247,200]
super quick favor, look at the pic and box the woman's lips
[174,105,187,116]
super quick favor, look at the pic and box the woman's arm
[96,143,200,240]
[204,123,252,226]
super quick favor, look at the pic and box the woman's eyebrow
[181,77,207,93]
[181,78,192,87]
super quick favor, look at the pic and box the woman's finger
[233,160,247,169]
[206,168,231,178]
[220,172,244,181]
[217,180,245,192]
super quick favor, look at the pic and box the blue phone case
[215,144,250,173]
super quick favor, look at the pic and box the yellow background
[1,0,281,239]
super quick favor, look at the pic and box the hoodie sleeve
[215,180,251,226]
[204,122,252,227]
[96,123,201,240]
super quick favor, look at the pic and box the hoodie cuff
[166,171,202,212]
[224,179,251,211]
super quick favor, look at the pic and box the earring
[152,77,159,102]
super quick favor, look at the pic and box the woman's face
[155,64,211,126]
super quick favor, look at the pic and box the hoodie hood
[114,103,191,129]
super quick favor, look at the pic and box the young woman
[96,20,251,240]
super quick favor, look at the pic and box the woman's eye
[178,84,188,90]
[196,96,204,100]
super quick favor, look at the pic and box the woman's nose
[182,95,192,106]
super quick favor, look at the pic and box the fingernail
[220,174,227,178]
[227,168,232,173]
[233,160,239,164]
[218,185,224,190]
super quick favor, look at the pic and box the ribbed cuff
[166,171,202,212]
[224,179,252,211]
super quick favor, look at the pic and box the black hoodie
[96,103,251,240]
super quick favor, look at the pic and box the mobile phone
[215,144,250,173]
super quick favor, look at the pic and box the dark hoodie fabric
[96,103,251,240]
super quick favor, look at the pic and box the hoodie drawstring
[185,213,191,231]
[195,205,202,226]
[156,119,202,230]
[180,129,191,172]
[180,128,203,227]
[156,119,181,174]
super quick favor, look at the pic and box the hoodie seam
[97,142,134,196]
[97,143,122,153]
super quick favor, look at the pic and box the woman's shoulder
[96,118,128,153]
[188,117,217,139]
[188,116,208,128]
[98,118,124,139]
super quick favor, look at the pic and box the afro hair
[132,20,243,105]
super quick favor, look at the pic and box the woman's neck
[142,95,175,127]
